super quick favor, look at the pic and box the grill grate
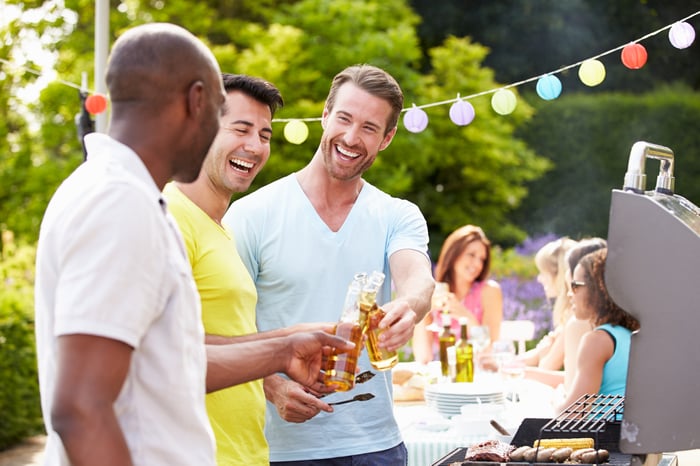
[541,393,625,435]
[432,395,630,466]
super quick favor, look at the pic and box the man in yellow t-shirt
[164,73,284,465]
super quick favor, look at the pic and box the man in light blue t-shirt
[224,64,435,465]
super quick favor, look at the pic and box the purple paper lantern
[449,100,475,126]
[403,106,428,133]
[535,75,562,101]
[669,22,696,49]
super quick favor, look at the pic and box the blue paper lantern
[536,75,562,101]
[449,100,475,126]
[403,106,428,133]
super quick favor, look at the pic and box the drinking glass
[427,282,451,333]
[492,340,524,402]
[469,325,491,354]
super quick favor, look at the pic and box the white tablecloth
[393,363,557,466]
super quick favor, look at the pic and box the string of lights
[1,10,697,144]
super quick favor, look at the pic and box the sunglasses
[571,280,586,291]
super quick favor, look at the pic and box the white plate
[425,382,504,397]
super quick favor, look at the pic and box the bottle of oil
[360,271,399,371]
[455,317,474,382]
[438,312,455,378]
[323,273,367,391]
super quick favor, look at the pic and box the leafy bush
[0,237,44,450]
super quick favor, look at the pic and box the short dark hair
[221,73,284,117]
[324,64,403,136]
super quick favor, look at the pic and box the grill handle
[623,141,675,194]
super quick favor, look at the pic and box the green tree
[410,0,700,91]
[5,0,549,250]
[511,85,700,238]
[1,0,82,245]
[394,36,549,251]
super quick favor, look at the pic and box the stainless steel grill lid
[606,141,700,455]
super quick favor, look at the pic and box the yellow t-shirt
[164,183,267,466]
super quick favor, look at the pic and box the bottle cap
[458,317,469,326]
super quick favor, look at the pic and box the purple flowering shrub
[491,233,558,341]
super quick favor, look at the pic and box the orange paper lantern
[621,43,647,69]
[85,93,108,114]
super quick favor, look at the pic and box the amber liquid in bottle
[358,271,397,371]
[439,319,456,378]
[323,321,364,391]
[364,305,398,371]
[455,318,474,383]
[323,273,366,391]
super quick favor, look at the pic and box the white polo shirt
[34,133,215,466]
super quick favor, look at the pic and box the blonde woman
[519,237,578,370]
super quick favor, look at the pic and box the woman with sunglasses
[554,248,640,413]
[522,238,604,391]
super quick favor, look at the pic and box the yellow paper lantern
[491,89,517,115]
[578,59,606,87]
[284,120,309,144]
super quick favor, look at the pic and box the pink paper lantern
[669,22,695,49]
[449,100,475,126]
[403,106,428,133]
[621,43,647,69]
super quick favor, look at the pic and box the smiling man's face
[319,83,396,182]
[202,90,273,195]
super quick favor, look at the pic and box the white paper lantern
[449,100,475,126]
[669,22,696,49]
[403,106,428,133]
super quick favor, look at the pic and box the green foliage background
[2,0,700,449]
[512,85,700,238]
[0,239,43,449]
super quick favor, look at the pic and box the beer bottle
[361,271,399,371]
[438,312,455,378]
[455,317,474,382]
[323,273,367,391]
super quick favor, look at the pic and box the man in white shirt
[34,23,353,466]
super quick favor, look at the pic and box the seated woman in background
[412,225,503,365]
[523,238,605,391]
[519,237,578,370]
[555,248,640,413]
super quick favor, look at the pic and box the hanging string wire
[0,57,84,91]
[1,10,698,122]
[272,9,700,122]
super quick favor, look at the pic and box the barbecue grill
[606,141,700,460]
[431,141,700,466]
